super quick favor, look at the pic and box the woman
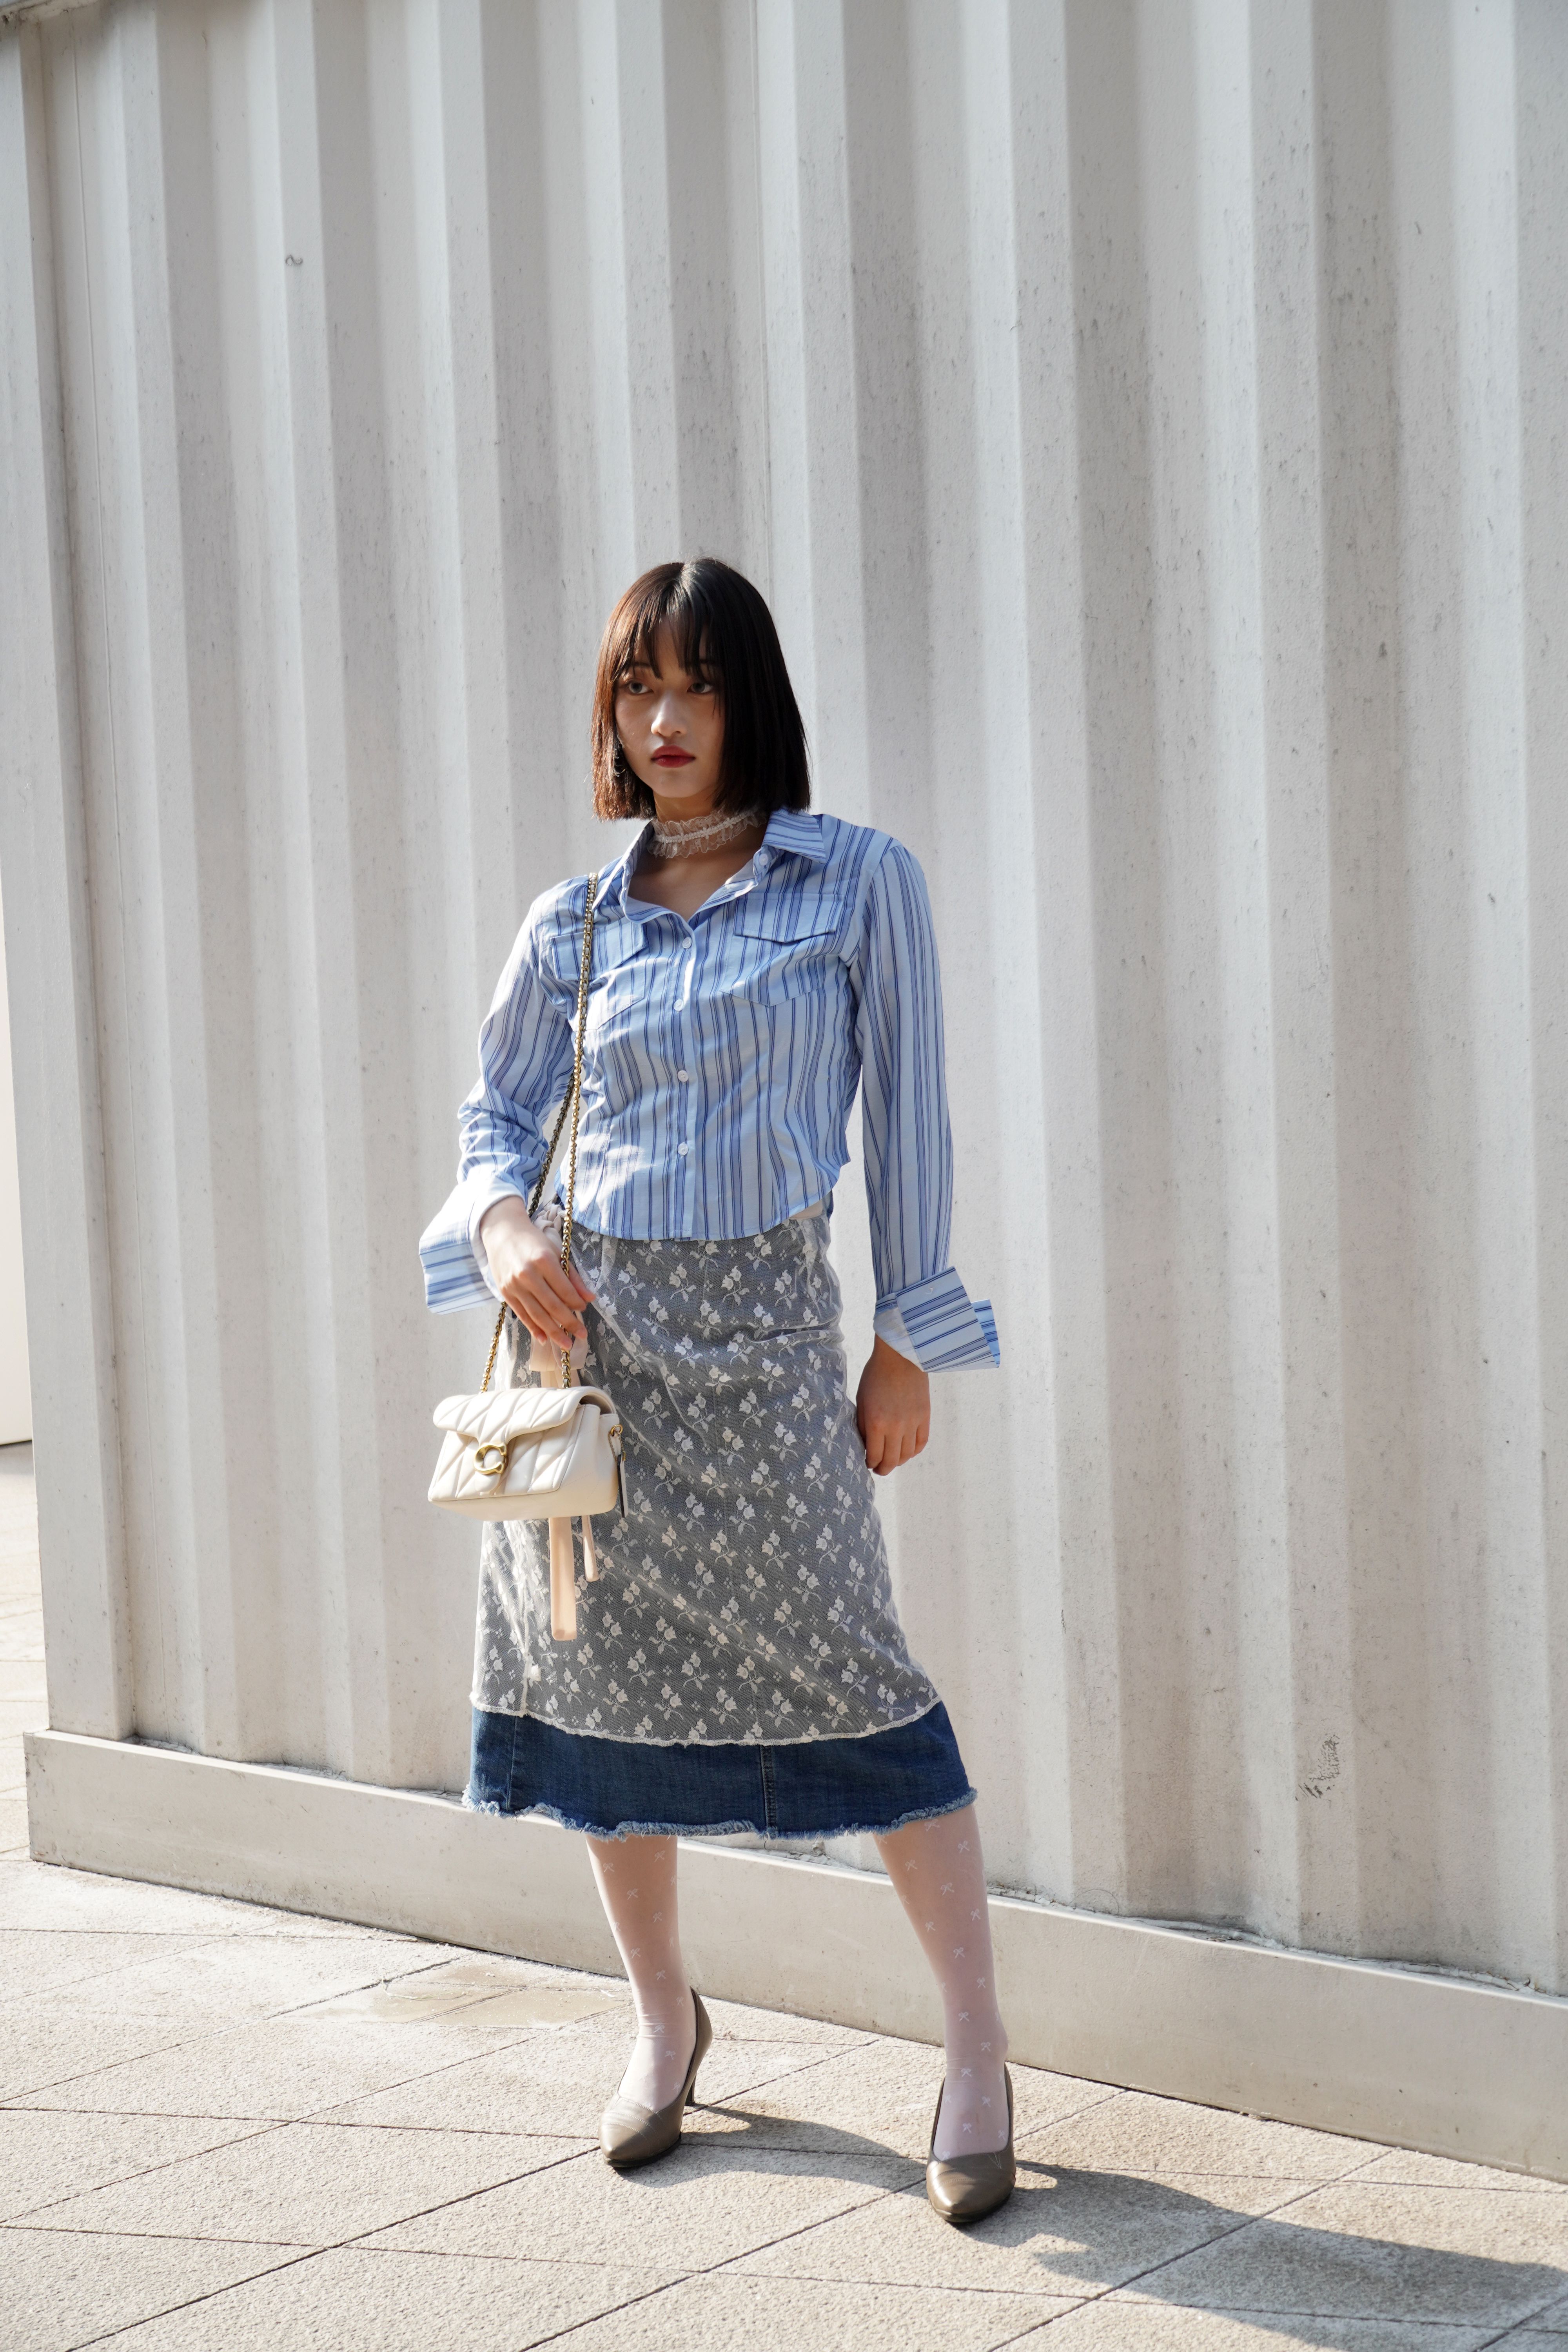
[420,558,1010,2224]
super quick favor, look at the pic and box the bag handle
[480,873,600,1392]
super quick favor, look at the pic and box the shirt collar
[756,808,827,872]
[598,808,827,917]
[597,825,652,917]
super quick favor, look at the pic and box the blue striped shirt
[419,809,999,1372]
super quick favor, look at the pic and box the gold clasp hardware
[473,1439,510,1481]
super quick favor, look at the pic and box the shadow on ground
[673,2106,1568,2342]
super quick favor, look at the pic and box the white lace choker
[646,804,765,859]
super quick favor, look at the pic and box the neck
[649,790,719,825]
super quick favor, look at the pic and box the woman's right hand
[477,1196,595,1353]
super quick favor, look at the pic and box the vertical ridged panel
[3,0,1565,1994]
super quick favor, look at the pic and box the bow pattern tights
[587,1834,695,2109]
[874,1806,1010,2159]
[589,1807,1007,2158]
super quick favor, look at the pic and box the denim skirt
[466,1698,976,1841]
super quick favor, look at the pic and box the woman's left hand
[856,1337,931,1475]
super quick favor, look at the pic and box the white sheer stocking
[587,1833,696,2110]
[875,1806,1009,2159]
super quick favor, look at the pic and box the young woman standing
[421,559,1011,2224]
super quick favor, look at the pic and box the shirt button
[677,1143,690,1156]
[677,1068,690,1082]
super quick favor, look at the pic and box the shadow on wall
[677,2119,1568,2338]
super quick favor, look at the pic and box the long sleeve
[418,904,576,1312]
[850,841,1000,1372]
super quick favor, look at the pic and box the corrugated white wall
[3,0,1566,1997]
[0,882,32,1444]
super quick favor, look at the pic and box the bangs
[610,575,716,686]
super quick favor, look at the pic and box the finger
[862,1420,886,1473]
[536,1270,592,1327]
[536,1253,587,1306]
[506,1283,578,1350]
[536,1259,591,1327]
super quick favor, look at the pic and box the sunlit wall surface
[2,0,1565,1994]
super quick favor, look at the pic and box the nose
[650,688,684,738]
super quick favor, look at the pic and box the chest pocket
[726,894,845,1007]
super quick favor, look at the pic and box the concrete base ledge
[24,1727,1568,2182]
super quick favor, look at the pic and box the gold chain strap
[480,873,600,1392]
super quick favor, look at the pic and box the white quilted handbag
[428,875,624,1640]
[428,1384,624,1524]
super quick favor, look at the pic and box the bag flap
[433,1385,615,1441]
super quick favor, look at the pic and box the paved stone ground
[2,1443,1566,2350]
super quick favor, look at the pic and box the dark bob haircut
[591,558,811,820]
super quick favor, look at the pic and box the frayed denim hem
[466,1786,978,1841]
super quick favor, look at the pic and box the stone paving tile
[1116,2181,1568,2327]
[724,2167,1312,2300]
[314,2018,840,2138]
[0,2225,295,2352]
[89,2247,683,2350]
[0,1699,47,1747]
[0,2005,213,2104]
[306,1960,625,2028]
[398,1950,636,1998]
[11,2009,540,2121]
[25,2117,583,2248]
[1016,2305,1500,2348]
[0,1929,216,2007]
[1353,2149,1568,2196]
[0,2107,275,2223]
[0,1856,379,1938]
[695,1989,888,2049]
[0,1659,44,1705]
[16,1929,473,2024]
[541,2270,1081,2350]
[0,1614,43,1663]
[1024,2092,1377,2185]
[364,2138,916,2270]
[688,2038,1116,2164]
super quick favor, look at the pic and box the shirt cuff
[875,1269,1001,1372]
[419,1176,535,1313]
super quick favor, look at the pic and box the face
[613,625,725,815]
